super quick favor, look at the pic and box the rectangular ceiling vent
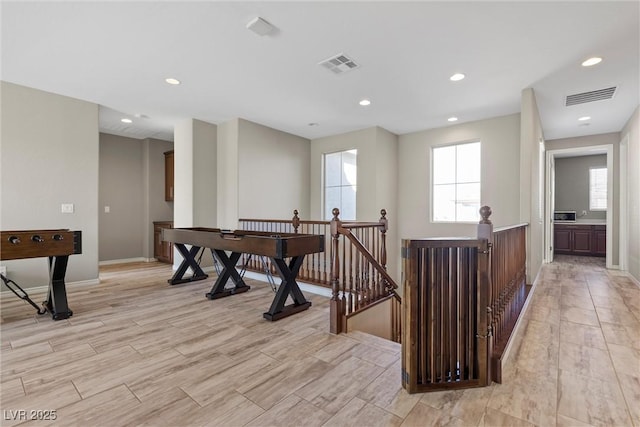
[565,86,617,106]
[318,53,359,75]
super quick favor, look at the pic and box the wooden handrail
[238,209,392,295]
[493,223,529,233]
[402,205,529,393]
[329,208,398,334]
[341,232,397,290]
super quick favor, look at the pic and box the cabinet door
[593,228,606,256]
[154,228,163,260]
[161,240,173,263]
[573,229,592,254]
[554,228,572,253]
[164,151,174,202]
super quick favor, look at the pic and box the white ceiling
[1,1,638,142]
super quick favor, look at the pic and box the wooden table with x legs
[162,227,324,321]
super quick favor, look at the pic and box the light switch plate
[61,203,74,213]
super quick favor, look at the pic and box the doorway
[545,144,614,268]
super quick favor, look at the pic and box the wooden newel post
[379,209,388,272]
[329,208,343,334]
[476,205,493,385]
[292,209,300,234]
[477,205,493,240]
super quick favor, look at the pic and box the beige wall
[237,119,311,220]
[621,106,640,281]
[193,120,218,227]
[99,133,144,261]
[99,134,173,262]
[554,155,607,221]
[546,132,621,265]
[398,113,521,239]
[1,82,99,287]
[311,126,399,280]
[520,89,545,284]
[174,119,217,228]
[216,119,240,229]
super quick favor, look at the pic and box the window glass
[324,149,357,220]
[432,142,481,222]
[589,167,607,211]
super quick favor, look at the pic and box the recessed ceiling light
[447,117,458,122]
[578,116,591,121]
[165,78,181,85]
[359,99,371,106]
[121,118,133,124]
[581,57,602,67]
[449,73,465,81]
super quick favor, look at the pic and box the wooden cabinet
[593,225,607,256]
[554,224,605,257]
[164,150,174,202]
[153,221,173,263]
[572,228,593,255]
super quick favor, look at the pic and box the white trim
[626,271,640,287]
[619,134,629,271]
[99,257,150,266]
[545,144,614,268]
[0,278,99,298]
[544,151,554,263]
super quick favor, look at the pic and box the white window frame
[589,166,607,211]
[323,149,357,220]
[431,141,481,223]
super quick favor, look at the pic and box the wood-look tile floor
[1,256,638,426]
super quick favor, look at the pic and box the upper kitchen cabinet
[164,150,174,201]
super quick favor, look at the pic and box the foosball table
[0,229,82,320]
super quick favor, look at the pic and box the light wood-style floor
[0,256,638,427]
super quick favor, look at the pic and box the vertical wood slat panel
[402,239,486,393]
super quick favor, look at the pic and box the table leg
[45,256,73,320]
[263,256,311,321]
[206,250,250,299]
[168,244,208,285]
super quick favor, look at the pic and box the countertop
[556,220,606,226]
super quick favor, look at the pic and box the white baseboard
[1,278,101,298]
[626,272,640,287]
[99,257,151,266]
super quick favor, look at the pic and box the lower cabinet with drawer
[153,221,173,264]
[554,224,605,257]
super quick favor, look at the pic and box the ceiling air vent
[565,86,616,106]
[318,53,359,75]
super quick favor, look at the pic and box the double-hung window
[589,167,607,211]
[432,141,481,222]
[324,149,357,220]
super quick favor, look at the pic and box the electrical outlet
[581,210,587,216]
[61,203,74,213]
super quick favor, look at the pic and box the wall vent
[318,53,359,74]
[565,86,616,106]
